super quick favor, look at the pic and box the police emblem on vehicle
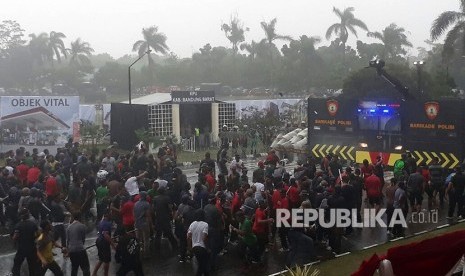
[424,101,439,120]
[326,100,339,116]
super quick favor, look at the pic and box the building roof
[1,106,70,130]
[121,93,171,105]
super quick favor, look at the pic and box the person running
[187,209,209,276]
[36,220,65,276]
[11,208,38,276]
[67,212,90,276]
[115,226,144,276]
[364,173,382,212]
[92,212,115,276]
[133,191,152,258]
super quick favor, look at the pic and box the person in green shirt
[24,152,34,168]
[231,210,260,264]
[95,176,110,222]
[147,180,159,199]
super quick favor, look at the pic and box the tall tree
[325,7,368,59]
[132,26,169,67]
[430,0,465,60]
[48,31,67,64]
[221,15,248,55]
[0,20,26,57]
[28,33,50,66]
[240,40,264,60]
[260,18,292,46]
[367,23,412,58]
[260,18,291,88]
[69,38,94,67]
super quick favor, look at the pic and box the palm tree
[260,18,291,88]
[430,0,465,60]
[132,26,169,67]
[29,33,50,66]
[240,40,264,60]
[325,7,368,58]
[221,15,248,55]
[367,23,412,58]
[260,18,292,46]
[48,31,67,64]
[69,38,94,67]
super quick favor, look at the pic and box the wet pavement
[0,162,457,276]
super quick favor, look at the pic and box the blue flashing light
[357,109,362,112]
[383,109,389,113]
[369,109,376,113]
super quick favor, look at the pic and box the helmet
[97,170,109,180]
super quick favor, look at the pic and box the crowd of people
[2,140,465,276]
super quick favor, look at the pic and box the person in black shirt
[11,208,38,276]
[200,152,216,177]
[446,167,465,218]
[50,197,67,247]
[429,157,445,207]
[152,187,178,249]
[115,227,144,276]
[350,169,364,221]
[328,155,342,180]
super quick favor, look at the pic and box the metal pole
[128,50,151,105]
[128,67,132,105]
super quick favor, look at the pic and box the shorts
[96,238,111,263]
[368,196,381,206]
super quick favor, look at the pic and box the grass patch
[316,223,465,276]
[176,148,216,164]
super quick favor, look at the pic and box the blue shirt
[98,219,112,241]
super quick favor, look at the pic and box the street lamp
[414,60,425,95]
[128,49,152,105]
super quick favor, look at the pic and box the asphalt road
[0,161,456,276]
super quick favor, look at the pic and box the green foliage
[134,128,164,150]
[430,1,465,60]
[342,62,457,99]
[0,20,26,56]
[367,23,412,59]
[0,14,465,101]
[221,15,248,54]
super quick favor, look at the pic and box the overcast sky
[2,0,459,59]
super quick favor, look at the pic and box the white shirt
[188,221,209,248]
[125,176,139,196]
[253,182,265,202]
[230,159,244,175]
[155,179,168,189]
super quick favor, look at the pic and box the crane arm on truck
[368,59,413,100]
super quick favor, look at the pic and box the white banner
[0,96,80,146]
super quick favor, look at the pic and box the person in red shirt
[16,161,29,187]
[266,150,279,167]
[253,200,273,256]
[231,188,244,214]
[419,162,433,209]
[27,164,41,187]
[120,196,135,231]
[287,179,300,208]
[276,189,290,251]
[45,175,59,201]
[364,174,382,212]
[361,159,374,180]
[205,171,216,193]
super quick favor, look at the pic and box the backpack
[393,159,405,178]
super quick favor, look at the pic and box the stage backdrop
[0,96,80,145]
